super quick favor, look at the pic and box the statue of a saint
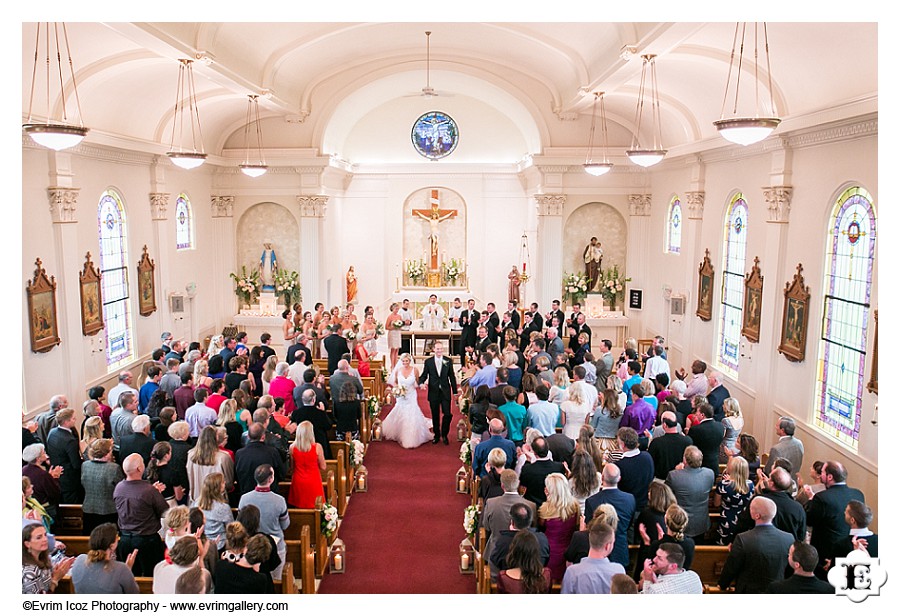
[346,266,358,304]
[583,237,603,292]
[260,240,277,292]
[508,266,521,305]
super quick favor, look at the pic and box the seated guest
[81,439,126,532]
[611,573,639,594]
[215,532,275,594]
[561,522,625,594]
[718,496,794,593]
[22,523,74,594]
[769,542,835,594]
[639,543,702,594]
[70,523,139,594]
[153,535,204,594]
[497,531,552,594]
[175,565,211,594]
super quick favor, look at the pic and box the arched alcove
[563,203,627,291]
[402,188,467,268]
[236,202,300,277]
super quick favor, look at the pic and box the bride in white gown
[382,353,434,448]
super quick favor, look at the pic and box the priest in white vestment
[421,294,446,330]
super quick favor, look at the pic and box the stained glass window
[717,193,748,376]
[98,190,133,368]
[411,111,459,160]
[175,193,193,250]
[814,186,876,450]
[666,195,682,254]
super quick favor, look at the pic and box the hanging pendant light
[583,92,614,177]
[713,23,781,146]
[625,54,667,168]
[239,94,268,177]
[166,59,207,170]
[23,23,89,151]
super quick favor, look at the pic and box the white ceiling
[22,21,878,163]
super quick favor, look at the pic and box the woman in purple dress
[537,473,580,583]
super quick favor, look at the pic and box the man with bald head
[472,418,516,478]
[737,466,807,540]
[584,463,636,569]
[113,453,168,575]
[648,410,692,480]
[329,358,363,401]
[718,496,794,593]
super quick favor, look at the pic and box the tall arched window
[666,195,682,254]
[98,190,133,368]
[175,193,194,250]
[814,186,876,450]
[717,193,748,376]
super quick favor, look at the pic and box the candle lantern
[455,466,470,494]
[329,537,346,574]
[458,537,475,574]
[355,464,368,492]
[371,418,383,441]
[456,417,469,442]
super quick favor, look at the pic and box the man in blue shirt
[139,366,161,414]
[472,419,516,477]
[623,360,643,405]
[561,522,625,594]
[467,351,498,390]
[526,384,560,437]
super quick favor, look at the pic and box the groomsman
[459,299,480,357]
[519,311,541,351]
[398,298,414,354]
[483,303,501,344]
[546,300,565,338]
[475,325,492,354]
[507,300,521,330]
[528,303,544,331]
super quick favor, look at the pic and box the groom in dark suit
[418,341,458,444]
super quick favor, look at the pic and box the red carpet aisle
[317,390,476,594]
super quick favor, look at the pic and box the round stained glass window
[411,111,459,160]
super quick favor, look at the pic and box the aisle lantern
[355,464,368,492]
[458,537,475,574]
[456,417,469,442]
[456,466,470,494]
[371,418,383,441]
[329,538,346,574]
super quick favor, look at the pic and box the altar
[231,312,287,357]
[586,313,630,351]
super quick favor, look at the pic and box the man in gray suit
[763,416,804,481]
[594,339,614,387]
[718,497,794,593]
[481,469,536,564]
[665,445,715,540]
[329,359,363,400]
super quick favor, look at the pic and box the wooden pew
[55,561,298,594]
[324,448,350,516]
[278,468,335,508]
[285,508,329,578]
[690,545,731,586]
[54,504,84,534]
[323,376,377,401]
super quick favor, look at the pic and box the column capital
[685,191,705,220]
[534,193,566,216]
[297,195,329,217]
[149,192,170,221]
[628,194,652,217]
[48,187,80,224]
[763,186,793,224]
[211,195,234,218]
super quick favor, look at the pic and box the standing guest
[498,386,528,445]
[225,356,253,398]
[144,441,187,508]
[715,455,754,545]
[70,522,139,594]
[568,449,601,519]
[323,324,351,375]
[236,505,283,578]
[473,419,516,477]
[268,363,297,416]
[80,416,104,461]
[216,400,245,454]
[481,472,538,567]
[561,522,624,594]
[622,361,643,406]
[159,358,183,398]
[614,427,655,516]
[560,381,592,440]
[287,421,326,509]
[173,373,195,421]
[147,389,172,421]
[639,543,702,594]
[719,398,744,459]
[291,390,334,459]
[46,408,82,503]
[86,388,113,438]
[594,339,614,386]
[705,370,731,421]
[718,497,794,593]
[644,345,670,381]
[643,504,696,571]
[186,388,217,439]
[686,402,724,474]
[800,460,865,571]
[666,380,692,428]
[467,385,492,444]
[80,439,125,532]
[248,346,268,397]
[152,535,205,594]
[193,472,234,550]
[234,423,287,496]
[139,366,162,414]
[478,448,507,502]
[22,523,74,594]
[584,463,636,569]
[187,425,235,503]
[205,378,229,414]
[735,433,762,481]
[193,359,214,391]
[207,352,226,380]
[238,464,290,581]
[119,414,154,466]
[108,371,138,414]
[114,453,168,576]
[110,392,140,448]
[333,381,362,442]
[632,481,678,577]
[763,416,805,483]
[619,383,655,443]
[22,444,62,520]
[675,360,709,401]
[538,473,581,583]
[593,384,624,459]
[665,446,715,541]
[497,531,552,594]
[214,532,274,594]
[769,542,835,594]
[167,421,192,478]
[737,467,807,541]
[648,410,693,480]
[518,437,565,506]
[836,500,878,558]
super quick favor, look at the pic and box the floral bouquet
[395,384,408,398]
[459,438,472,466]
[392,318,404,329]
[349,439,366,468]
[344,329,357,340]
[374,322,386,337]
[463,504,479,537]
[444,258,461,285]
[321,503,339,539]
[273,269,302,307]
[230,266,260,306]
[563,271,590,305]
[457,395,470,417]
[600,265,631,310]
[366,395,381,419]
[406,259,426,284]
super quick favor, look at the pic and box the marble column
[149,192,172,336]
[211,195,236,319]
[627,194,652,328]
[298,195,328,308]
[534,194,565,310]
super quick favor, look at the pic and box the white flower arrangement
[459,438,472,466]
[463,504,479,536]
[344,329,357,340]
[367,395,381,419]
[374,322,386,337]
[230,266,261,304]
[321,503,339,538]
[406,259,427,283]
[273,269,302,305]
[444,258,461,284]
[563,271,590,304]
[600,265,632,306]
[392,319,404,329]
[349,439,366,468]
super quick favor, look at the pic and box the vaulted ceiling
[22,21,878,164]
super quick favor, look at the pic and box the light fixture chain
[764,23,777,116]
[585,93,598,163]
[62,23,86,127]
[187,61,205,153]
[719,23,740,120]
[26,24,40,122]
[53,23,67,123]
[734,22,746,116]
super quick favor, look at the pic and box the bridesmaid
[386,302,403,370]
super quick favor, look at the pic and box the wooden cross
[412,189,458,270]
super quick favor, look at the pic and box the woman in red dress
[288,421,325,509]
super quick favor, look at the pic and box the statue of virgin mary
[260,240,277,292]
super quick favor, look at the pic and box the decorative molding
[685,191,705,220]
[553,111,579,121]
[297,195,329,217]
[786,118,877,149]
[210,195,234,218]
[534,194,566,216]
[628,194,652,216]
[536,165,571,174]
[763,186,793,223]
[48,187,80,224]
[149,192,170,221]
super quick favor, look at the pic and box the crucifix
[412,189,458,270]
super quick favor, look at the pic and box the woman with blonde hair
[206,334,224,357]
[194,472,234,549]
[260,354,278,395]
[639,504,695,570]
[714,455,753,545]
[162,506,192,550]
[564,503,619,564]
[549,366,570,405]
[216,399,244,453]
[193,359,213,391]
[560,381,591,440]
[720,397,744,459]
[187,425,234,502]
[81,416,104,459]
[288,421,326,509]
[538,472,580,583]
[503,351,523,391]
